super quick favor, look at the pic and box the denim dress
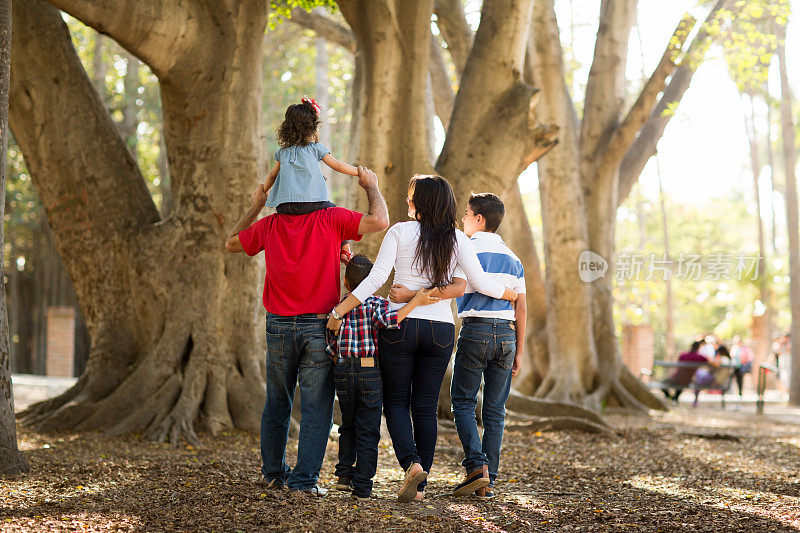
[266,142,330,207]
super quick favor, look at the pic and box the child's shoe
[334,475,353,492]
[453,465,489,496]
[475,484,495,500]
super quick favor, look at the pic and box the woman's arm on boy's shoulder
[322,154,358,176]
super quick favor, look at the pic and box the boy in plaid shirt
[326,254,438,499]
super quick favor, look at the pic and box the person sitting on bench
[691,345,733,406]
[661,340,719,402]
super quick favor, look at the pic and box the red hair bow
[301,96,322,116]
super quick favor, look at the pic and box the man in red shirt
[225,166,388,496]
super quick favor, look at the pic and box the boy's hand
[340,242,353,264]
[251,183,267,206]
[512,352,523,376]
[413,289,440,306]
[389,284,414,303]
[326,314,342,332]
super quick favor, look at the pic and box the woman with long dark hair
[327,175,516,502]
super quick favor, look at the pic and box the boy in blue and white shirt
[450,193,526,500]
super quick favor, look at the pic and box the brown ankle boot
[453,464,489,496]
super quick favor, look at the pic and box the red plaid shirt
[326,296,399,359]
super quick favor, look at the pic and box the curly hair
[277,101,320,148]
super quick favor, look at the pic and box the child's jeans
[276,200,335,215]
[451,318,515,485]
[334,357,382,497]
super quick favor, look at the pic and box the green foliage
[3,137,41,273]
[719,0,791,95]
[268,0,337,29]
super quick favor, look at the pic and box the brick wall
[622,324,654,379]
[46,306,75,377]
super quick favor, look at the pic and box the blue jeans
[451,319,515,484]
[378,318,455,491]
[333,358,382,496]
[260,313,334,490]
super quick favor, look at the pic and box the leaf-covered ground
[2,407,799,532]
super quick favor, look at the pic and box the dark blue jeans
[378,318,455,491]
[451,319,515,485]
[260,313,334,490]
[333,358,382,496]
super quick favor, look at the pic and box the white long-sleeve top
[350,221,506,323]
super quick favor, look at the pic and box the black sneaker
[475,484,495,500]
[294,485,329,498]
[352,491,371,500]
[334,476,353,491]
[453,466,489,496]
[257,477,286,490]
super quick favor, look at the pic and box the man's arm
[355,166,389,235]
[513,295,527,377]
[225,184,268,253]
[395,289,439,322]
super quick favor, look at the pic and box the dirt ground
[2,406,799,532]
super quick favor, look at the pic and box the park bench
[755,362,780,414]
[642,361,736,408]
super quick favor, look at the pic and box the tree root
[506,416,613,435]
[145,354,207,447]
[506,389,609,427]
[104,375,181,437]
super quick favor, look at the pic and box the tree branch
[293,5,455,130]
[436,0,536,198]
[43,0,193,77]
[289,7,356,52]
[528,0,578,148]
[591,14,696,182]
[617,0,733,206]
[429,33,455,129]
[579,0,636,163]
[433,0,474,74]
[9,0,160,239]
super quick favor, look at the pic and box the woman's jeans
[450,319,516,485]
[260,313,334,490]
[378,318,455,491]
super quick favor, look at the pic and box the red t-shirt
[238,207,363,315]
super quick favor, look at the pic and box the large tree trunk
[0,0,29,476]
[528,0,598,402]
[777,31,800,405]
[529,0,700,411]
[10,0,268,443]
[338,0,435,259]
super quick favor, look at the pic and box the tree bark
[10,0,269,443]
[530,0,690,410]
[337,0,436,257]
[528,0,597,402]
[777,30,800,404]
[0,0,29,476]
